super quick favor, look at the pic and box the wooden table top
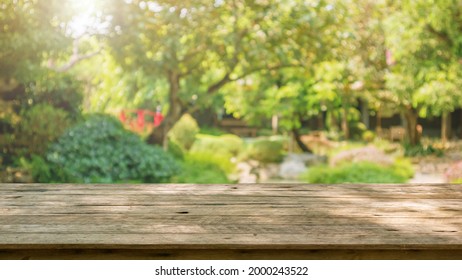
[1,183,461,259]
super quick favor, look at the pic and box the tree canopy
[1,0,461,149]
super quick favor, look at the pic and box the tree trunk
[329,111,339,131]
[360,99,370,129]
[341,102,350,139]
[292,128,313,153]
[317,113,324,130]
[441,112,451,144]
[147,71,184,149]
[271,115,279,135]
[376,108,382,135]
[403,108,419,145]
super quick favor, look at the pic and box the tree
[384,0,462,145]
[107,0,326,147]
[0,0,110,164]
[224,0,380,144]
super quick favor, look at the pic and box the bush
[191,134,244,157]
[349,121,367,140]
[171,154,230,184]
[19,155,61,183]
[28,73,84,120]
[199,126,227,136]
[188,151,235,174]
[362,130,376,142]
[168,114,199,150]
[300,162,409,184]
[245,137,284,163]
[47,114,179,183]
[403,143,444,157]
[392,157,415,179]
[167,140,185,160]
[15,104,72,157]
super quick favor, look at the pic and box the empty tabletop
[0,183,461,259]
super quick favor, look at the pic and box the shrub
[403,143,444,157]
[47,114,179,183]
[362,130,376,142]
[392,157,415,179]
[168,114,199,150]
[167,140,185,160]
[15,104,71,156]
[19,155,61,183]
[191,134,244,157]
[349,121,367,140]
[199,126,227,136]
[245,137,284,163]
[219,134,244,155]
[28,73,84,120]
[188,151,235,174]
[300,162,408,184]
[171,154,230,184]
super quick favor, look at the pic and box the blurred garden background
[1,0,462,185]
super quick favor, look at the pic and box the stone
[279,160,307,179]
[258,164,280,181]
[278,153,326,179]
[284,153,327,166]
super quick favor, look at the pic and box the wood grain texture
[0,183,461,259]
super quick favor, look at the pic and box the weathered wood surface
[0,183,461,259]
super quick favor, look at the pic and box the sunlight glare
[66,0,111,38]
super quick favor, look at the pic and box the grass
[300,162,411,184]
[170,157,231,184]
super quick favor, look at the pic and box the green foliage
[187,151,235,174]
[15,104,71,157]
[19,155,55,183]
[191,134,244,157]
[87,54,169,112]
[0,1,69,83]
[403,143,444,157]
[167,140,185,160]
[47,114,179,183]
[392,157,415,179]
[362,130,376,142]
[300,162,409,184]
[199,126,227,136]
[27,73,84,119]
[384,0,462,145]
[245,137,284,163]
[168,114,199,150]
[349,121,367,140]
[256,128,274,137]
[171,153,231,184]
[3,0,462,158]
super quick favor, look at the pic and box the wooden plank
[1,215,460,227]
[1,206,461,217]
[1,183,461,259]
[0,223,460,236]
[3,192,462,200]
[3,194,462,203]
[1,233,462,249]
[2,249,462,260]
[1,183,461,191]
[2,199,462,209]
